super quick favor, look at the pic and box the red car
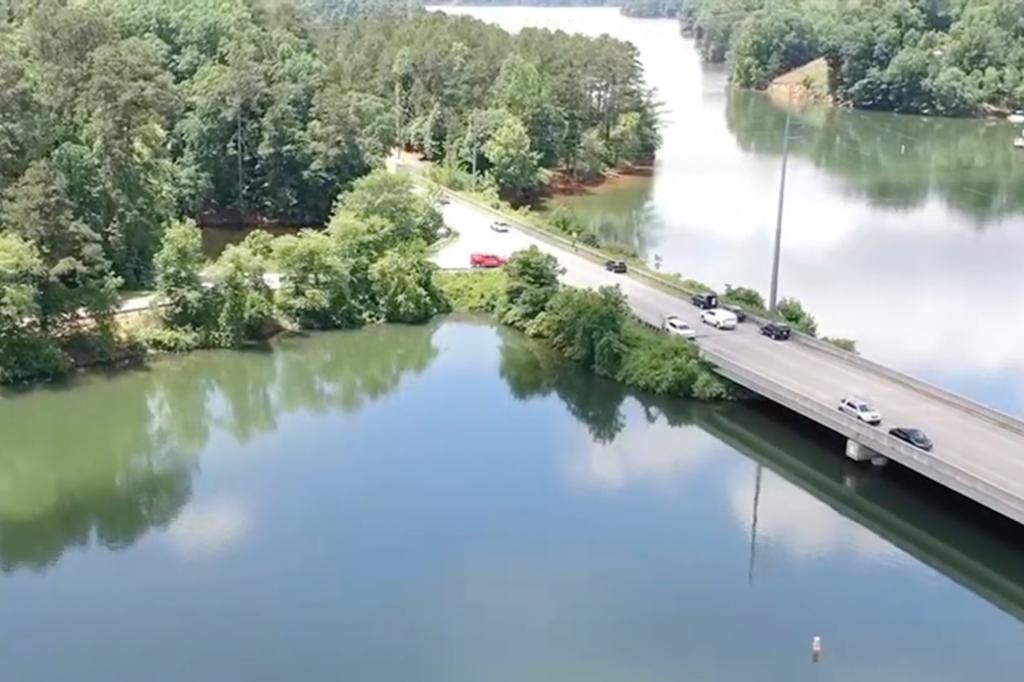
[470,253,507,268]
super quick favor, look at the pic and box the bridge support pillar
[845,439,888,467]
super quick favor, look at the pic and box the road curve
[433,194,1024,525]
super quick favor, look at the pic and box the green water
[2,320,1024,680]
[438,6,1024,416]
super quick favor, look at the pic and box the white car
[700,309,738,330]
[490,221,510,233]
[663,314,696,339]
[838,396,882,425]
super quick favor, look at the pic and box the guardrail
[790,333,1024,437]
[705,346,1024,526]
[416,169,1024,439]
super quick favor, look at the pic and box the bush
[137,325,203,353]
[369,247,445,323]
[824,336,858,353]
[0,333,68,383]
[500,246,561,329]
[777,297,818,336]
[618,331,703,394]
[436,270,507,313]
[723,284,766,312]
[273,231,360,330]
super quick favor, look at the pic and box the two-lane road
[434,194,1024,525]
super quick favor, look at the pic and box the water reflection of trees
[726,90,1024,221]
[497,328,700,443]
[0,324,439,572]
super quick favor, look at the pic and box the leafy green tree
[500,246,560,329]
[154,219,209,330]
[0,232,67,383]
[539,285,629,378]
[335,170,442,243]
[272,230,360,329]
[730,7,820,89]
[213,233,275,345]
[369,246,444,323]
[777,296,818,336]
[484,116,539,201]
[723,284,765,311]
[79,35,179,287]
[573,128,609,181]
[0,160,119,330]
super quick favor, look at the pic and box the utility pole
[768,110,791,317]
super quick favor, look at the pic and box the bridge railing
[703,345,1024,526]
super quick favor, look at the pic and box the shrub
[436,270,507,313]
[777,297,818,336]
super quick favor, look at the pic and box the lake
[2,320,1024,680]
[437,6,1024,416]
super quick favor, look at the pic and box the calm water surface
[2,321,1024,680]
[438,6,1024,415]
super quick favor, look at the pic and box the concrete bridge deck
[433,192,1024,527]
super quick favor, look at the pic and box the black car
[605,260,627,274]
[760,322,791,340]
[889,427,933,451]
[691,292,718,309]
[721,303,746,322]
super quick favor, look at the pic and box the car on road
[437,195,451,206]
[605,260,627,273]
[700,309,738,330]
[490,221,510,233]
[470,253,507,268]
[691,292,718,309]
[838,396,882,425]
[889,426,933,451]
[721,303,746,322]
[760,322,791,340]
[662,314,696,339]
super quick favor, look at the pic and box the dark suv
[605,260,627,274]
[760,322,791,341]
[690,292,718,309]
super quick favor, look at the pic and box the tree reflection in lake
[726,90,1024,221]
[0,323,441,572]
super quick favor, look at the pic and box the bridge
[432,190,1024,528]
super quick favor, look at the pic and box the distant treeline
[682,0,1024,116]
[0,0,659,382]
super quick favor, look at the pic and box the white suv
[838,396,882,425]
[700,309,738,330]
[663,315,696,339]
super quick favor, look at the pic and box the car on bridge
[838,396,882,425]
[721,303,747,322]
[760,322,791,340]
[889,426,933,451]
[605,260,628,273]
[490,221,510,233]
[700,309,738,330]
[662,314,696,339]
[470,253,507,268]
[691,292,718,309]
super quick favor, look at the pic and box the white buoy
[811,635,823,662]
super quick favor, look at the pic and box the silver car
[838,396,882,425]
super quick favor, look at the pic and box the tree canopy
[685,0,1024,115]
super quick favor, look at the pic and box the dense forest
[683,0,1024,116]
[0,0,659,382]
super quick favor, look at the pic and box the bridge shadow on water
[497,326,1024,624]
[689,401,1024,624]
